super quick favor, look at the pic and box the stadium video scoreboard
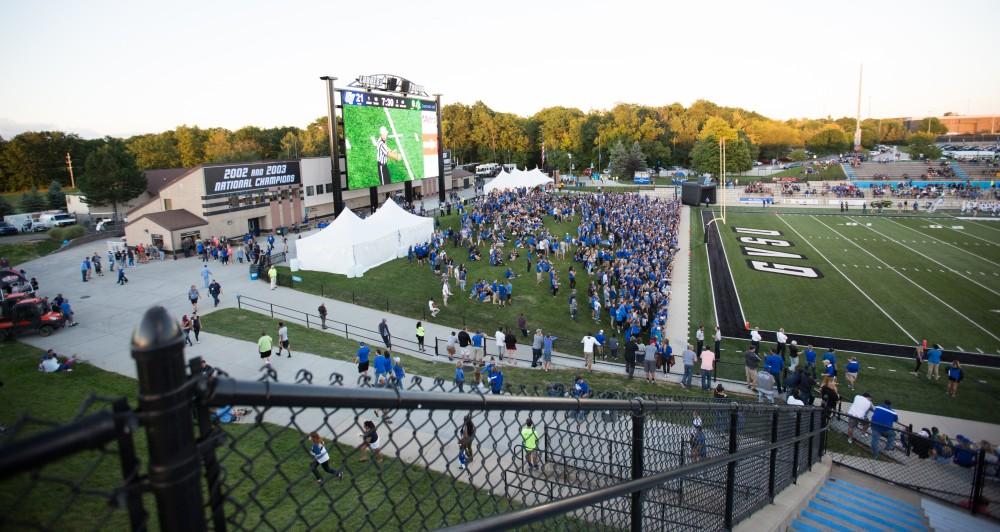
[339,89,440,190]
[340,90,437,112]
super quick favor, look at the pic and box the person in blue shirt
[926,344,943,381]
[488,366,504,394]
[844,356,860,390]
[373,349,388,382]
[804,345,817,376]
[355,342,371,376]
[391,357,405,388]
[822,348,837,371]
[454,361,465,392]
[573,376,592,421]
[594,330,606,359]
[870,400,899,459]
[764,349,784,394]
[946,360,963,397]
[471,330,484,364]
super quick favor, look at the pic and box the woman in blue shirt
[845,356,860,390]
[947,360,963,397]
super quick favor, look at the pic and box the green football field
[710,210,1000,354]
[343,105,425,189]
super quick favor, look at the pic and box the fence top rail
[204,375,821,414]
[440,423,827,532]
[0,410,120,479]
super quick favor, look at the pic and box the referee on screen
[376,126,402,185]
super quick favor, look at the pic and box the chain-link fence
[1,306,835,531]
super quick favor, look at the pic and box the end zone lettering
[733,226,822,279]
[203,161,301,196]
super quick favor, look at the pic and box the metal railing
[0,306,834,531]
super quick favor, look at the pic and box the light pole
[319,76,344,216]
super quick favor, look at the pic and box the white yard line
[921,217,999,248]
[848,217,1000,297]
[383,107,415,180]
[776,214,917,343]
[713,217,747,323]
[945,213,1000,234]
[812,215,1000,343]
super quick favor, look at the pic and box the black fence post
[306,314,310,329]
[807,411,815,470]
[236,294,241,310]
[269,303,274,319]
[629,407,645,532]
[768,410,779,503]
[970,448,987,515]
[724,403,739,529]
[792,411,802,483]
[112,398,146,530]
[131,306,206,531]
[905,424,913,457]
[187,358,227,532]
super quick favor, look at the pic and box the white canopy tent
[295,198,434,278]
[483,169,553,193]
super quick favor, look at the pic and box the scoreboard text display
[340,90,439,190]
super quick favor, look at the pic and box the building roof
[130,209,208,231]
[144,167,192,195]
[451,168,474,179]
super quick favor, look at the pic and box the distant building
[902,115,999,135]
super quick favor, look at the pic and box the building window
[326,183,334,194]
[228,195,239,208]
[163,198,172,210]
[306,186,315,197]
[151,234,165,248]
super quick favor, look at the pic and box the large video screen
[340,90,439,190]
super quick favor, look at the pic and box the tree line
[0,99,949,196]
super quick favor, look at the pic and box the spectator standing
[188,285,200,312]
[191,313,201,343]
[317,302,328,329]
[623,337,637,379]
[415,322,426,352]
[846,392,873,444]
[257,331,273,367]
[208,279,222,307]
[181,315,193,346]
[378,319,392,350]
[494,328,505,358]
[531,329,544,368]
[870,400,899,459]
[201,264,212,289]
[699,346,715,391]
[750,327,761,352]
[542,334,555,372]
[819,376,839,428]
[926,344,943,381]
[268,265,278,290]
[488,365,504,394]
[713,326,722,363]
[643,340,658,383]
[355,342,371,376]
[776,328,788,358]
[788,341,799,371]
[695,325,705,354]
[608,333,619,360]
[947,360,963,397]
[756,370,776,403]
[276,322,290,357]
[308,432,343,484]
[845,356,860,390]
[458,327,472,363]
[517,313,528,338]
[911,342,925,376]
[454,361,465,392]
[504,329,518,366]
[472,330,485,364]
[681,345,697,388]
[80,257,89,282]
[744,346,760,390]
[765,348,784,394]
[804,345,817,377]
[59,298,77,327]
[580,333,600,372]
[521,419,540,470]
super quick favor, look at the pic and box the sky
[1,0,998,139]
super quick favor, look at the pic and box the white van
[475,163,500,177]
[38,212,77,228]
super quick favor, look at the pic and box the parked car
[0,222,18,236]
[38,213,76,228]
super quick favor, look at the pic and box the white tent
[295,208,367,277]
[483,169,553,193]
[295,198,434,278]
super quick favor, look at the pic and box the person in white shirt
[695,325,705,353]
[846,392,874,444]
[276,322,291,358]
[750,327,762,352]
[776,328,788,357]
[428,299,440,318]
[495,329,506,358]
[442,281,452,307]
[581,334,601,371]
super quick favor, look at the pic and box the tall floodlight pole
[434,94,446,203]
[854,64,863,153]
[320,76,345,216]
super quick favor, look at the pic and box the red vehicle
[0,295,65,339]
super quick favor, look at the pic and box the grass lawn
[689,207,1000,424]
[285,212,621,359]
[0,238,61,265]
[0,342,526,530]
[200,308,717,401]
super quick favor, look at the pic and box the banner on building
[204,161,301,195]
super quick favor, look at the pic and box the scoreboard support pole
[404,180,414,205]
[320,76,345,217]
[435,94,446,204]
[369,187,379,214]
